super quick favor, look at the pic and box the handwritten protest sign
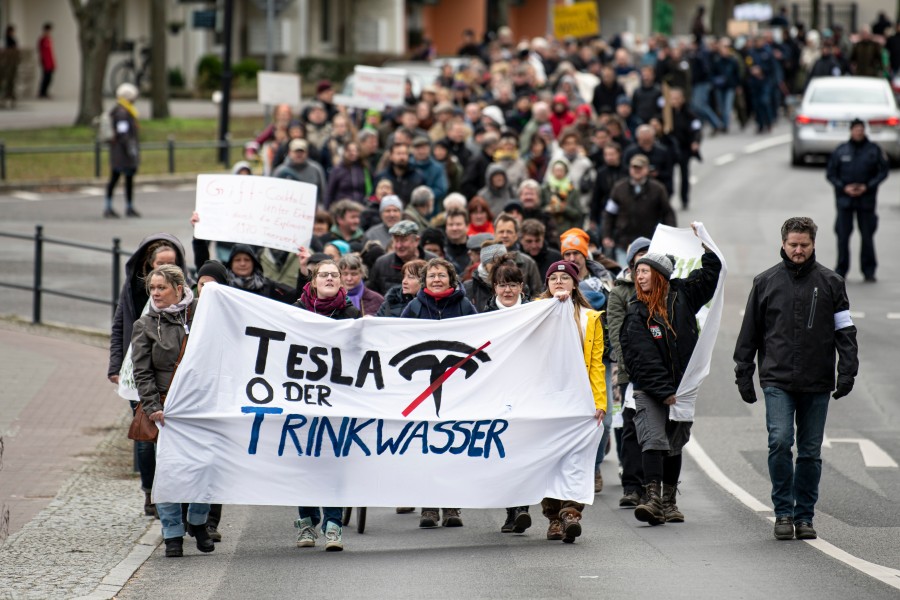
[553,2,600,39]
[352,65,406,108]
[193,175,317,253]
[257,71,302,107]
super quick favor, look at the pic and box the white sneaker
[295,517,318,548]
[324,521,343,552]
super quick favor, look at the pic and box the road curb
[74,524,162,600]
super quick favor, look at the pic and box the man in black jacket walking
[734,217,859,541]
[825,118,889,282]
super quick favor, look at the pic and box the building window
[320,0,331,44]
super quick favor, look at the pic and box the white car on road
[791,76,900,166]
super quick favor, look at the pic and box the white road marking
[689,176,698,185]
[887,313,900,320]
[849,311,865,319]
[688,437,900,590]
[175,184,196,192]
[713,153,736,166]
[825,437,898,468]
[743,134,792,154]
[79,187,105,196]
[579,576,599,579]
[140,185,161,193]
[10,191,42,202]
[684,439,770,512]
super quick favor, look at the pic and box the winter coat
[620,251,721,400]
[411,156,449,202]
[258,248,302,288]
[108,233,189,378]
[734,251,858,393]
[478,163,516,215]
[460,149,494,199]
[375,163,426,206]
[273,159,328,206]
[607,270,635,384]
[463,270,494,313]
[401,286,477,320]
[376,285,416,317]
[825,137,889,210]
[326,161,367,206]
[131,298,198,416]
[227,244,299,304]
[590,162,628,225]
[592,81,626,115]
[526,243,563,284]
[109,103,139,172]
[603,178,676,249]
[631,83,663,123]
[357,286,385,317]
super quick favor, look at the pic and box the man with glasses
[602,155,675,266]
[273,138,328,207]
[367,221,438,295]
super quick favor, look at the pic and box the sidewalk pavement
[0,320,159,599]
[0,97,266,131]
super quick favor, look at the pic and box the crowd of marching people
[106,13,880,555]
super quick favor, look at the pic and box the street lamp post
[218,0,235,166]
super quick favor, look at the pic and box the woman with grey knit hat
[619,227,721,526]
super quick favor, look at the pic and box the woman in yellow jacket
[537,260,606,543]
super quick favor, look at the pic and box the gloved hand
[736,378,757,404]
[833,378,854,400]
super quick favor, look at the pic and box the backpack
[95,110,115,143]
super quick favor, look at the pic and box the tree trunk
[69,0,123,126]
[710,0,737,37]
[150,0,169,119]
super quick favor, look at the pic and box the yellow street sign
[553,2,600,39]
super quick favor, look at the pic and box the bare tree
[69,0,123,126]
[150,0,169,118]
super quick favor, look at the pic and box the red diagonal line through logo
[401,341,492,417]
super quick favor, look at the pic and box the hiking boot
[559,508,582,543]
[126,207,141,218]
[500,508,516,533]
[295,517,318,547]
[419,509,440,528]
[207,524,222,542]
[143,492,157,518]
[619,490,641,508]
[103,208,120,219]
[512,507,532,533]
[324,521,343,552]
[442,508,463,527]
[634,482,665,526]
[187,522,215,553]
[794,521,817,540]
[774,516,795,540]
[546,519,564,540]
[164,537,183,558]
[662,484,684,523]
[594,471,604,493]
[395,507,415,514]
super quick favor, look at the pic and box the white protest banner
[257,71,301,107]
[649,222,727,421]
[352,65,406,108]
[193,174,317,253]
[153,285,601,508]
[333,93,385,111]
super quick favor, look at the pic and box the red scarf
[300,282,349,316]
[424,287,455,300]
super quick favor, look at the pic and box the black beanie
[197,260,228,285]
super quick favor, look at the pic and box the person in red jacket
[549,93,575,138]
[37,22,54,99]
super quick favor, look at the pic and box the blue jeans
[595,357,614,469]
[129,401,156,492]
[763,387,830,523]
[692,81,724,130]
[298,507,342,529]
[714,87,735,130]
[158,502,210,540]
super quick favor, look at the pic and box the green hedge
[296,54,397,92]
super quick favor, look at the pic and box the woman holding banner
[537,260,607,544]
[292,259,360,552]
[401,258,477,529]
[131,264,214,558]
[619,227,720,526]
[482,257,534,534]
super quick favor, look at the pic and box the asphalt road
[2,123,899,599]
